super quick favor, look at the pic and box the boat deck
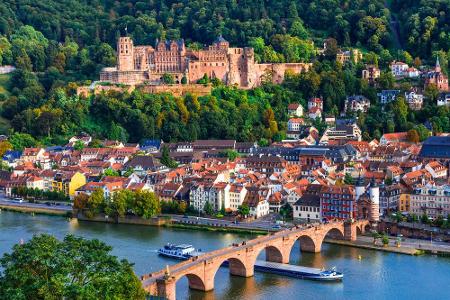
[255,260,324,275]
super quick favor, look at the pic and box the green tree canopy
[0,234,146,300]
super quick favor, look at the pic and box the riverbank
[325,238,422,256]
[0,203,71,216]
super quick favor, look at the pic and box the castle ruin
[100,36,311,89]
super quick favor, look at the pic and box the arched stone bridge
[141,220,370,300]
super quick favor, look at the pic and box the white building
[405,91,423,110]
[287,103,304,117]
[437,93,450,106]
[410,183,450,218]
[425,161,447,179]
[228,184,247,211]
[287,118,305,132]
[293,194,321,222]
[390,61,409,77]
[344,95,370,113]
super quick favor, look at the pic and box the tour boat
[157,244,196,260]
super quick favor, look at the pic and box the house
[68,134,92,146]
[245,155,288,175]
[287,118,306,132]
[320,120,362,144]
[52,171,87,198]
[410,183,450,218]
[344,95,370,113]
[390,61,409,77]
[424,58,448,92]
[336,49,362,64]
[228,184,247,211]
[424,161,447,179]
[378,90,400,105]
[406,67,420,78]
[26,176,45,190]
[20,148,46,164]
[140,139,162,152]
[380,132,408,145]
[293,194,321,222]
[243,186,270,219]
[405,91,423,110]
[287,103,304,117]
[308,97,323,111]
[3,150,22,167]
[362,65,380,84]
[308,106,322,120]
[437,92,450,106]
[75,181,122,199]
[320,185,357,220]
[287,125,318,142]
[124,155,167,174]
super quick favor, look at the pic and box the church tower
[369,178,380,222]
[355,175,365,200]
[117,36,134,71]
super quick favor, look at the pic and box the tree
[0,234,145,299]
[73,193,89,210]
[221,149,239,161]
[160,145,178,168]
[109,190,134,218]
[73,140,84,151]
[382,235,389,246]
[0,140,12,157]
[203,201,214,215]
[133,190,160,219]
[161,73,175,84]
[8,133,37,150]
[103,168,120,177]
[407,129,420,143]
[344,173,354,185]
[86,188,105,217]
[238,203,250,217]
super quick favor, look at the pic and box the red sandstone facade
[100,36,312,89]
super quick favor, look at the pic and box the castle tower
[369,178,380,222]
[355,175,365,200]
[117,37,134,71]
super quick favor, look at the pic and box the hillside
[0,1,448,147]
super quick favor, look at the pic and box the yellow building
[398,193,411,213]
[51,172,86,198]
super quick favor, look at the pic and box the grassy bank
[0,204,71,217]
[164,222,269,235]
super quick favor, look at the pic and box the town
[0,94,449,227]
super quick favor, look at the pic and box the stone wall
[139,84,212,97]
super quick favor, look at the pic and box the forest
[0,0,448,148]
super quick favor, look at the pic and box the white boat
[157,244,196,260]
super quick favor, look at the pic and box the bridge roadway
[141,220,370,299]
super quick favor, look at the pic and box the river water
[1,211,449,300]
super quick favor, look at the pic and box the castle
[100,36,311,89]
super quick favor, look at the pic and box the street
[0,198,72,212]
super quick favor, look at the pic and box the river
[1,211,449,300]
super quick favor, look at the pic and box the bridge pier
[344,222,357,241]
[156,277,176,300]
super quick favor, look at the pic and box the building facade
[100,36,311,89]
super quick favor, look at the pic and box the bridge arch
[298,234,320,253]
[324,226,345,240]
[213,256,252,278]
[177,273,207,291]
[252,243,289,265]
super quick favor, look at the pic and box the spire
[436,56,441,72]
